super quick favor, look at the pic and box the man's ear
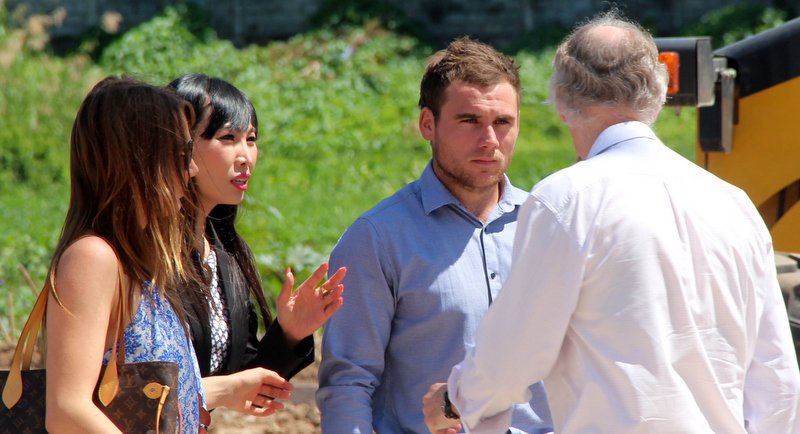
[419,107,435,141]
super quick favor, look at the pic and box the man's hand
[422,382,462,434]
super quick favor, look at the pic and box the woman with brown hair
[43,76,291,433]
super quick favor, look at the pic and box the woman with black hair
[169,74,345,414]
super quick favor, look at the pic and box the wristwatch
[442,391,460,419]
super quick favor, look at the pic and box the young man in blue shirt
[316,36,552,434]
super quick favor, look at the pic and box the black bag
[0,274,181,434]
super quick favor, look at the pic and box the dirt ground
[0,337,323,434]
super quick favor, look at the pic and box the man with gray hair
[422,11,800,434]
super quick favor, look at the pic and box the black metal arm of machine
[656,18,800,154]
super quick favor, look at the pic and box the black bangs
[202,78,258,138]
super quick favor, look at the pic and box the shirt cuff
[448,364,513,434]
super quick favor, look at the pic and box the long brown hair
[47,76,202,320]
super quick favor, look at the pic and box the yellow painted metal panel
[698,76,800,250]
[701,76,800,207]
[771,202,800,252]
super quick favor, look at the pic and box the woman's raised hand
[276,263,346,345]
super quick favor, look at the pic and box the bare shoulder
[56,235,120,290]
[60,235,117,266]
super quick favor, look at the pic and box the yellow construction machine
[656,17,800,360]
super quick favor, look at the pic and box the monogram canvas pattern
[0,362,179,434]
[0,370,46,434]
[94,361,180,434]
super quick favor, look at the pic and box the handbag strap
[1,282,49,408]
[2,257,129,409]
[97,262,127,406]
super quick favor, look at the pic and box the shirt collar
[419,161,527,216]
[587,121,658,159]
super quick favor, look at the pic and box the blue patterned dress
[104,283,205,434]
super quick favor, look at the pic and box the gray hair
[549,11,668,124]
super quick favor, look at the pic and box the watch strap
[442,391,460,419]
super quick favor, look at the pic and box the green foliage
[0,2,7,41]
[0,185,62,340]
[1,65,69,186]
[510,49,571,184]
[507,23,570,53]
[231,26,430,283]
[0,2,104,190]
[679,5,788,47]
[0,2,98,339]
[0,2,700,340]
[243,28,424,159]
[0,55,103,189]
[99,4,235,83]
[310,0,431,44]
[73,2,214,60]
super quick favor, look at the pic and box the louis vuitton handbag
[0,272,181,434]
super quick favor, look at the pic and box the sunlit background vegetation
[0,1,791,340]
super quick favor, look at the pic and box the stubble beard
[432,148,506,195]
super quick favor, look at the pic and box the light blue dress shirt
[317,162,552,433]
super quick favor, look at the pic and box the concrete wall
[6,0,792,49]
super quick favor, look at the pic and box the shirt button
[490,272,497,279]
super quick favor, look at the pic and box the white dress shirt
[448,121,800,433]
